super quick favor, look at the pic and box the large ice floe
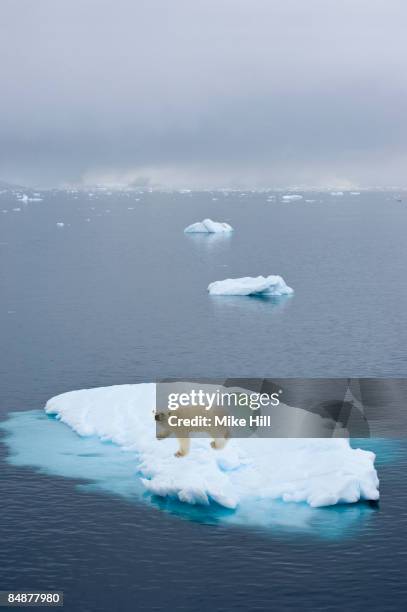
[184,218,233,233]
[44,384,379,510]
[208,275,294,296]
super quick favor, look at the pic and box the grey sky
[1,0,406,188]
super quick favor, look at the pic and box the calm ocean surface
[1,189,407,611]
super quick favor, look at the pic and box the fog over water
[1,0,407,188]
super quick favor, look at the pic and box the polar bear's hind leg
[211,437,228,450]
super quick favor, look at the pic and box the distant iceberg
[330,191,344,196]
[208,275,294,296]
[184,218,233,233]
[282,194,303,201]
[17,193,43,203]
[45,384,380,509]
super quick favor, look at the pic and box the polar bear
[154,404,230,457]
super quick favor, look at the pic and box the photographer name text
[166,414,272,428]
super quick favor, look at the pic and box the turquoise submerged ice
[40,384,378,509]
[1,407,385,538]
[208,275,294,296]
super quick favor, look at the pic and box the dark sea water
[1,189,407,611]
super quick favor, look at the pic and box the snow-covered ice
[184,218,233,233]
[56,222,65,227]
[331,191,344,196]
[44,384,379,510]
[208,275,294,296]
[282,194,303,201]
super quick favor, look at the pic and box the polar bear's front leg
[156,430,170,440]
[175,437,190,457]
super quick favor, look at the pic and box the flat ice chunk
[184,218,233,233]
[45,384,380,509]
[331,191,344,196]
[56,222,65,227]
[282,194,303,201]
[350,192,361,196]
[208,275,294,296]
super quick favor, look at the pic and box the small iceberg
[56,222,65,227]
[208,275,294,296]
[330,191,344,196]
[43,384,380,510]
[282,194,303,201]
[184,218,233,233]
